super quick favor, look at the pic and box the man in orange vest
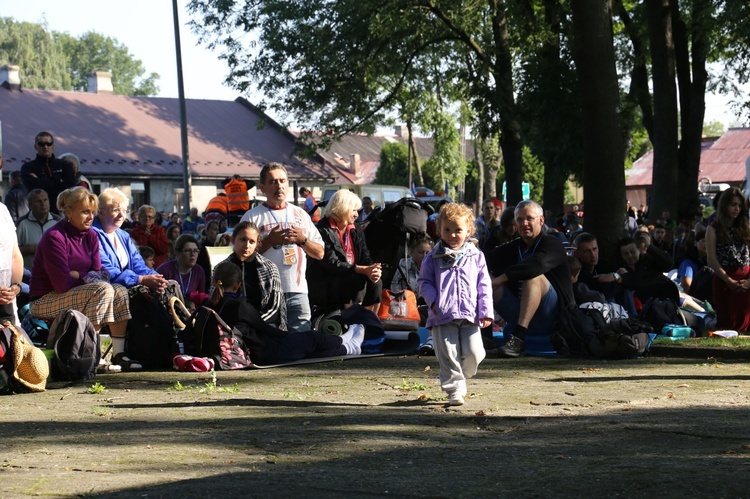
[204,192,229,226]
[222,175,256,215]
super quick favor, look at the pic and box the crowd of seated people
[7,141,748,375]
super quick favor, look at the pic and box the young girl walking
[418,203,493,406]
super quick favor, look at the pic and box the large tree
[58,31,159,96]
[0,17,159,96]
[571,0,626,262]
[613,1,741,222]
[188,0,527,203]
[0,18,70,90]
[514,0,584,217]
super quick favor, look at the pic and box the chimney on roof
[350,153,361,178]
[394,124,409,139]
[0,65,21,91]
[87,71,114,94]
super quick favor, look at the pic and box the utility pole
[173,0,191,212]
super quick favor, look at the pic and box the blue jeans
[494,283,559,338]
[285,292,311,332]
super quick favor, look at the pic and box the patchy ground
[1,354,749,498]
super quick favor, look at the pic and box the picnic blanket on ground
[247,330,420,369]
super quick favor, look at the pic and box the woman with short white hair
[93,188,168,292]
[307,189,383,312]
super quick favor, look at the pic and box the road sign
[502,182,530,201]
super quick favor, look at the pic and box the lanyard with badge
[265,204,297,266]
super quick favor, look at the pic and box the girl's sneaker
[448,392,464,406]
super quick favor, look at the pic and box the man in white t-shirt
[240,163,324,331]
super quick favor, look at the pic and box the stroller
[307,196,434,331]
[363,197,434,289]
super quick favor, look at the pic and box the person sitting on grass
[209,261,366,365]
[223,221,286,330]
[138,246,156,270]
[568,256,606,304]
[486,200,575,358]
[157,234,206,309]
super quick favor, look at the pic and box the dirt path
[2,355,749,497]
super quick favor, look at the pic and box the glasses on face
[181,249,200,255]
[108,208,126,215]
[36,142,54,147]
[143,215,156,220]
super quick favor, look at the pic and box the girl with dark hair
[706,186,750,331]
[223,221,287,329]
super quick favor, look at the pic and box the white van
[320,184,414,208]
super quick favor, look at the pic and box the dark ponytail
[210,261,242,307]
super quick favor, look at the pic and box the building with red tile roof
[625,128,750,209]
[0,67,342,212]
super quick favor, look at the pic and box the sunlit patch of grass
[87,382,106,394]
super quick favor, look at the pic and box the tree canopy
[188,0,749,250]
[0,17,159,96]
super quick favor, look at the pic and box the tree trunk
[406,119,424,186]
[487,152,501,203]
[540,0,567,217]
[646,0,679,224]
[491,1,524,205]
[613,0,655,143]
[673,0,710,220]
[571,0,626,264]
[475,135,485,216]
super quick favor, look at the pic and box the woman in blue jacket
[93,188,169,294]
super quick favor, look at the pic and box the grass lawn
[652,334,750,348]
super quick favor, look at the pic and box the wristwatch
[612,272,621,283]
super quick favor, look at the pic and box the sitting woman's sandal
[112,352,143,371]
[97,358,122,374]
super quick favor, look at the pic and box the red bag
[377,289,420,330]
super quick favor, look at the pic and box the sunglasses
[36,141,54,147]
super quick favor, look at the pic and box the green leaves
[0,17,159,96]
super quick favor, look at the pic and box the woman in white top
[0,202,24,324]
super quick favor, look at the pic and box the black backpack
[551,306,605,357]
[589,317,653,359]
[638,297,686,334]
[126,286,178,369]
[178,305,252,370]
[47,309,100,382]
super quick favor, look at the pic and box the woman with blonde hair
[29,187,134,370]
[307,189,382,312]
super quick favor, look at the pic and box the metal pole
[173,0,191,212]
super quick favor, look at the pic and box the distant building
[626,129,750,208]
[0,65,338,213]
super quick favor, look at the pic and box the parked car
[319,184,414,209]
